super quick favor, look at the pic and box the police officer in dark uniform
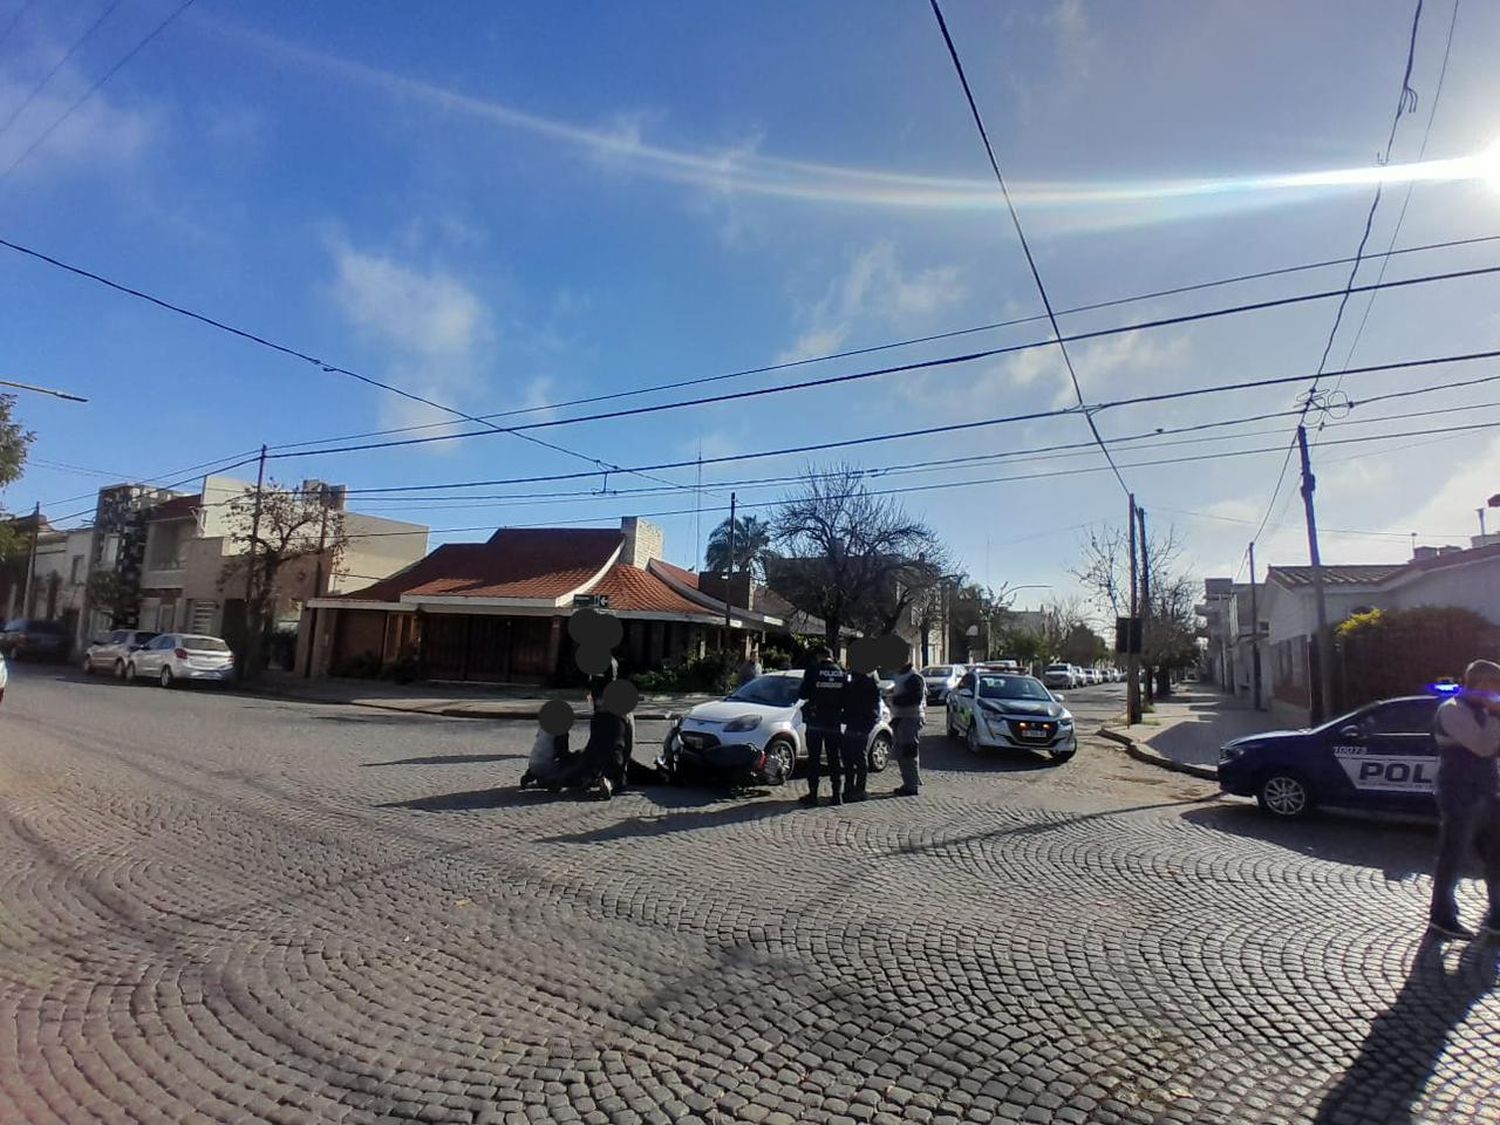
[797,645,848,806]
[842,662,880,802]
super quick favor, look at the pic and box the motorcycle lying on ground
[655,721,792,790]
[519,731,614,799]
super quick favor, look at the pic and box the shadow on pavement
[363,752,525,767]
[1182,803,1434,877]
[920,734,1057,774]
[377,787,537,812]
[1311,937,1498,1124]
[541,794,802,844]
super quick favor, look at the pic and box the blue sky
[4,0,1500,616]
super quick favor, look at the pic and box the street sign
[1115,616,1142,654]
[573,594,611,609]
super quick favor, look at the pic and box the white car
[946,670,1076,763]
[921,664,964,704]
[1042,663,1077,690]
[665,671,893,780]
[125,633,235,688]
[82,629,160,678]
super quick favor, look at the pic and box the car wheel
[113,660,126,680]
[966,722,981,755]
[1256,771,1314,819]
[81,655,93,675]
[946,710,959,740]
[124,662,137,684]
[1050,748,1076,765]
[766,737,797,782]
[159,667,174,689]
[867,731,892,774]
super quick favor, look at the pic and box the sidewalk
[243,670,717,721]
[1099,684,1288,780]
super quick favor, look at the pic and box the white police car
[1217,692,1446,818]
[946,670,1076,763]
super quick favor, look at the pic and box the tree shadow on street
[918,733,1060,774]
[1182,803,1434,879]
[1310,936,1498,1124]
[363,752,525,767]
[376,786,537,812]
[540,793,803,844]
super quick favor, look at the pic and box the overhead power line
[261,230,1500,454]
[0,0,125,143]
[0,0,197,183]
[317,350,1500,495]
[929,0,1127,494]
[1249,0,1427,544]
[311,415,1500,545]
[265,265,1500,460]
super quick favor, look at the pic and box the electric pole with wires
[1297,425,1334,722]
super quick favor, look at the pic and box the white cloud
[0,59,156,179]
[328,242,494,433]
[778,242,966,365]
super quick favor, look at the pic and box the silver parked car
[82,629,159,678]
[125,633,235,687]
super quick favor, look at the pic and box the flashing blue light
[1428,681,1462,696]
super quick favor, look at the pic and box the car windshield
[726,675,802,707]
[183,636,230,652]
[1044,665,1069,673]
[133,632,159,644]
[26,620,66,634]
[977,675,1054,701]
[922,666,954,676]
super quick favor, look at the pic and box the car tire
[867,731,892,774]
[1256,771,1314,819]
[946,710,959,740]
[1050,748,1075,765]
[81,655,93,675]
[159,667,174,689]
[766,737,797,782]
[966,722,981,755]
[113,660,126,680]
[124,662,137,684]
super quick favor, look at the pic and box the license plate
[1019,727,1050,741]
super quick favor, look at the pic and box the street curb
[1096,726,1219,782]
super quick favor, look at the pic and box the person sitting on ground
[582,707,629,799]
[1427,659,1500,940]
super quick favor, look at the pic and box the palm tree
[705,515,772,577]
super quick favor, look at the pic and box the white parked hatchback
[125,633,236,688]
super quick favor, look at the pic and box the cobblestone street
[1,669,1496,1124]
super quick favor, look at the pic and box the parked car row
[85,631,237,687]
[0,618,71,661]
[1041,663,1123,689]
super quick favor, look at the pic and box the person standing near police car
[888,646,926,797]
[1427,659,1500,940]
[842,641,881,803]
[797,645,847,806]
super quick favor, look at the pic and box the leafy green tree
[1335,606,1495,710]
[0,395,36,560]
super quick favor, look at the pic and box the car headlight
[1057,718,1073,728]
[723,715,762,733]
[1219,745,1246,763]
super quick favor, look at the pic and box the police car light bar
[1427,680,1461,696]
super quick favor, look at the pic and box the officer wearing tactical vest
[797,645,848,806]
[1428,659,1500,940]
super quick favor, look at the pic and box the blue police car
[1217,693,1447,818]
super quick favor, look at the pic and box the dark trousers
[806,727,844,799]
[843,729,870,797]
[1430,791,1500,923]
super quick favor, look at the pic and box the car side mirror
[1053,693,1066,703]
[1338,724,1362,740]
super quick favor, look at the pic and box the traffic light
[1115,616,1142,655]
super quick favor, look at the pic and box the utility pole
[1297,425,1333,723]
[304,487,331,680]
[723,492,736,645]
[1126,491,1141,725]
[239,445,268,680]
[20,501,40,617]
[1138,504,1152,702]
[1248,541,1263,711]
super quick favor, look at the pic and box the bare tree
[1071,522,1198,697]
[220,482,347,676]
[769,464,949,651]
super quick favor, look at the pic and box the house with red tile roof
[303,517,811,685]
